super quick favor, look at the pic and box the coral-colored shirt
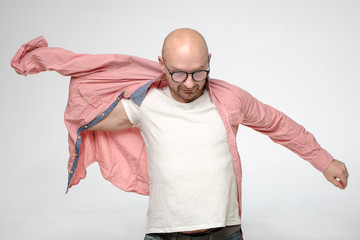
[11,36,333,217]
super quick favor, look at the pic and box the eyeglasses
[163,60,210,83]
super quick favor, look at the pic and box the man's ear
[208,53,212,62]
[158,56,165,73]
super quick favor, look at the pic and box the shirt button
[101,113,105,117]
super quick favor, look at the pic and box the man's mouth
[179,87,198,94]
[182,90,194,94]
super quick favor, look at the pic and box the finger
[343,169,349,188]
[337,168,349,189]
[331,178,344,189]
[339,174,348,189]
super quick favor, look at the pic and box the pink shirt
[11,36,334,217]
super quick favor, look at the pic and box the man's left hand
[322,159,349,189]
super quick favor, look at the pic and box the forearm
[240,90,333,171]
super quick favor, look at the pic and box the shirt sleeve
[121,98,141,127]
[11,36,163,80]
[237,87,333,172]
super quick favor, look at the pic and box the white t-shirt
[122,87,240,233]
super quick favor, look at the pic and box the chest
[138,89,228,148]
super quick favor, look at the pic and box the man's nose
[183,74,195,88]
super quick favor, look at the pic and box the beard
[169,84,205,103]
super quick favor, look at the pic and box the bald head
[158,28,211,103]
[161,28,209,65]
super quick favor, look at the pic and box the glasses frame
[163,59,210,83]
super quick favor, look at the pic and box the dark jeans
[144,225,243,240]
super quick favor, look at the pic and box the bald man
[12,28,348,240]
[88,28,348,240]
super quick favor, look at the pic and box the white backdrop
[1,1,359,239]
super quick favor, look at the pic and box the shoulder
[210,78,252,101]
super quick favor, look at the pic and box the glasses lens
[172,72,187,82]
[193,70,208,81]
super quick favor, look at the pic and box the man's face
[159,54,210,103]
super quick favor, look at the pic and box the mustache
[178,85,200,91]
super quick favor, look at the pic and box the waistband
[153,225,241,240]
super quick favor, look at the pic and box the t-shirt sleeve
[121,98,141,127]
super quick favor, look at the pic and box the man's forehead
[165,56,209,72]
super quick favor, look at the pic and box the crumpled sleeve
[10,35,161,80]
[11,36,96,77]
[238,88,333,172]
